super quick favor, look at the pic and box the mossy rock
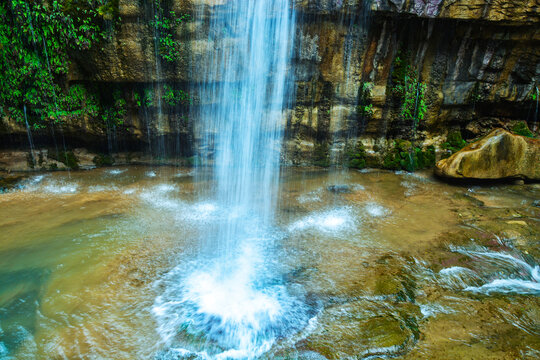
[93,154,115,167]
[383,140,435,171]
[436,128,540,180]
[297,300,418,359]
[313,143,330,168]
[511,121,535,138]
[344,142,367,169]
[48,150,80,170]
[0,175,25,192]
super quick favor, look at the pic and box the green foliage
[134,92,141,107]
[92,153,114,167]
[468,82,484,105]
[357,82,374,119]
[162,84,192,107]
[313,142,330,168]
[151,2,190,63]
[97,0,119,20]
[344,142,366,169]
[46,84,100,122]
[144,89,154,107]
[391,51,427,129]
[49,149,79,170]
[392,53,410,86]
[441,131,467,158]
[135,88,154,108]
[511,121,535,138]
[383,140,435,172]
[102,89,126,126]
[0,0,107,127]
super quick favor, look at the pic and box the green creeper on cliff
[0,0,108,128]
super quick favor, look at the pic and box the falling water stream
[152,1,308,358]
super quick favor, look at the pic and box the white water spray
[153,1,309,358]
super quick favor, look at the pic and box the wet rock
[326,184,351,194]
[296,300,419,359]
[436,129,540,181]
[0,174,26,192]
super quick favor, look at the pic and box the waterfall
[153,1,309,358]
[197,0,295,249]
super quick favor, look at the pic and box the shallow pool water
[0,167,538,359]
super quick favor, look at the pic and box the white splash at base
[152,244,309,359]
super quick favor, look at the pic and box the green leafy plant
[357,82,374,119]
[511,121,535,138]
[0,1,107,128]
[93,153,114,167]
[102,90,127,126]
[48,149,80,170]
[151,3,190,63]
[162,84,192,106]
[391,51,427,130]
[313,142,330,168]
[441,131,468,158]
[383,140,435,172]
[344,141,367,169]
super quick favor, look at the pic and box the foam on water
[436,266,482,289]
[446,247,540,295]
[419,303,456,318]
[364,202,389,217]
[289,207,356,234]
[174,170,195,178]
[29,175,46,184]
[107,169,127,175]
[87,185,119,193]
[153,244,309,358]
[42,182,79,194]
[297,189,323,204]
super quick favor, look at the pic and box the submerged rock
[326,184,352,194]
[435,129,540,181]
[0,174,25,192]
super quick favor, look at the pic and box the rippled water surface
[0,167,538,359]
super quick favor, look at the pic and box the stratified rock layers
[1,0,539,163]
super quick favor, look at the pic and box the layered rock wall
[2,0,539,165]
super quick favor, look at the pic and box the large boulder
[436,128,540,181]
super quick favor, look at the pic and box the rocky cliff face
[2,0,539,167]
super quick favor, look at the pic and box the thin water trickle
[23,105,36,165]
[152,1,166,158]
[534,86,539,133]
